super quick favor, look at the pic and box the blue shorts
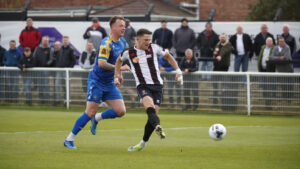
[86,78,123,103]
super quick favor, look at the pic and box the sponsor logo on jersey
[132,57,139,63]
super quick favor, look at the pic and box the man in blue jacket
[3,40,22,102]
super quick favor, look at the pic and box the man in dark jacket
[0,34,6,100]
[280,24,296,56]
[253,24,275,57]
[212,34,235,110]
[153,20,173,50]
[196,22,219,79]
[33,36,53,104]
[83,17,107,50]
[54,36,76,104]
[0,33,6,66]
[19,18,41,52]
[173,18,195,59]
[3,40,22,102]
[18,47,34,105]
[213,34,232,72]
[55,36,76,68]
[179,49,199,111]
[229,25,253,72]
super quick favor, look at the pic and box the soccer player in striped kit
[115,29,183,152]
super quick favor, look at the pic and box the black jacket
[281,33,296,55]
[55,45,76,68]
[179,56,199,72]
[0,45,6,66]
[152,28,173,49]
[253,32,275,56]
[229,33,253,58]
[173,26,195,53]
[196,30,219,58]
[80,51,96,65]
[18,54,34,70]
[33,45,53,67]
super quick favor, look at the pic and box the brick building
[1,0,259,21]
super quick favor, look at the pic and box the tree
[247,0,300,21]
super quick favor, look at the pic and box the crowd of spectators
[0,17,299,109]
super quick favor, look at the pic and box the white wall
[1,21,299,71]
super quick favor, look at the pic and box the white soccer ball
[209,124,227,141]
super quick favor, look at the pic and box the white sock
[140,140,146,147]
[66,132,75,141]
[95,112,103,122]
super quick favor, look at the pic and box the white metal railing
[0,67,299,115]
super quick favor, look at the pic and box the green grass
[0,108,299,169]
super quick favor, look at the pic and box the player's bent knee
[115,108,126,117]
[86,110,97,118]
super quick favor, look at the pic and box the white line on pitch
[0,125,288,135]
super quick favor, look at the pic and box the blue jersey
[89,35,127,85]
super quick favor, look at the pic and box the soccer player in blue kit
[64,16,130,149]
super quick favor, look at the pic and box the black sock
[146,107,160,128]
[143,120,155,142]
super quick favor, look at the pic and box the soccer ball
[209,124,227,141]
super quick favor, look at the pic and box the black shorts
[137,84,163,106]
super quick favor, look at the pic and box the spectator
[33,36,53,104]
[3,40,22,102]
[0,33,6,66]
[52,41,61,66]
[124,19,136,48]
[54,36,76,105]
[159,51,181,108]
[196,22,219,79]
[179,48,199,111]
[212,33,233,109]
[56,36,76,68]
[152,20,173,50]
[213,34,232,72]
[229,25,253,72]
[83,17,107,50]
[280,24,296,56]
[257,37,275,72]
[19,18,41,52]
[18,47,34,105]
[253,24,275,57]
[293,38,300,71]
[257,37,275,108]
[271,36,293,73]
[270,36,294,104]
[173,18,195,59]
[79,42,96,93]
[0,34,6,100]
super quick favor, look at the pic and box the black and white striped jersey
[120,44,166,86]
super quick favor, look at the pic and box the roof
[91,0,195,21]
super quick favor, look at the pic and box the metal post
[246,73,251,116]
[65,69,70,109]
[196,0,199,20]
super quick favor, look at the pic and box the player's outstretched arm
[163,52,183,84]
[114,57,123,87]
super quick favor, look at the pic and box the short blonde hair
[185,48,193,55]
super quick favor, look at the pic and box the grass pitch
[0,107,299,169]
